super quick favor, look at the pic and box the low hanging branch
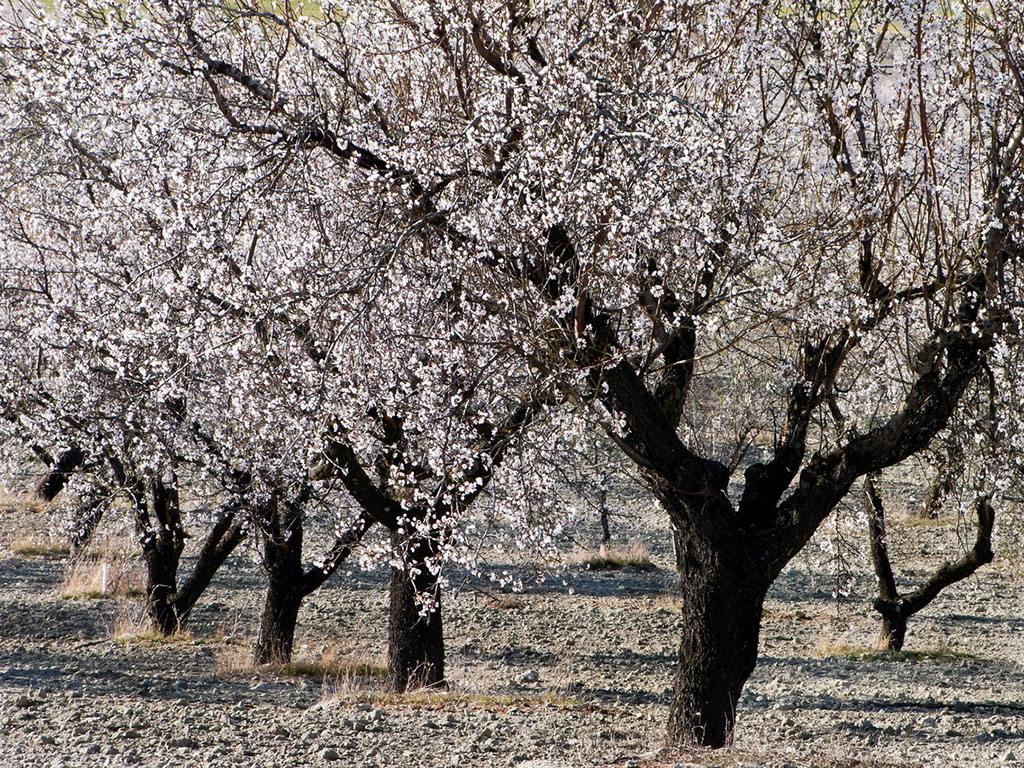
[865,475,995,651]
[33,445,85,501]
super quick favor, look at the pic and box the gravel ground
[1,497,1022,768]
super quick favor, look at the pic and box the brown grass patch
[569,541,655,571]
[280,648,387,679]
[110,608,192,644]
[216,645,387,681]
[61,555,145,600]
[10,534,70,559]
[813,637,972,662]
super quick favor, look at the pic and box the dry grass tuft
[0,489,45,517]
[60,555,145,600]
[569,541,655,571]
[214,643,255,677]
[10,535,70,559]
[814,637,972,662]
[280,648,387,679]
[110,609,192,644]
[1,491,52,554]
[216,645,387,681]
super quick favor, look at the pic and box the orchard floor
[1,501,1023,768]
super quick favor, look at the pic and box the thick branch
[173,507,246,618]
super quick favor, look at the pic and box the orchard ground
[1,489,1023,768]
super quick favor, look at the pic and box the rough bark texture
[866,476,995,651]
[120,463,244,634]
[253,497,305,665]
[139,478,186,635]
[254,573,303,665]
[387,532,445,692]
[666,520,767,746]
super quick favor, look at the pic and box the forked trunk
[667,527,767,747]
[387,533,445,691]
[140,479,185,636]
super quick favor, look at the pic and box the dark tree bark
[253,496,305,665]
[112,458,245,634]
[667,520,768,746]
[166,30,1019,748]
[33,445,84,502]
[387,531,445,692]
[252,496,372,665]
[599,485,612,548]
[866,476,995,651]
[138,477,186,635]
[173,511,246,624]
[316,403,539,692]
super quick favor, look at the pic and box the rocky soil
[1,495,1023,768]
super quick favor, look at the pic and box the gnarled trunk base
[254,579,303,665]
[666,528,766,748]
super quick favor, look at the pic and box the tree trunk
[666,526,766,748]
[145,544,182,635]
[878,611,908,651]
[139,478,185,636]
[254,571,303,665]
[867,478,994,652]
[387,532,445,691]
[253,498,305,665]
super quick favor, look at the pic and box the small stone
[321,747,340,761]
[14,695,38,708]
[168,737,198,748]
[515,670,540,684]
